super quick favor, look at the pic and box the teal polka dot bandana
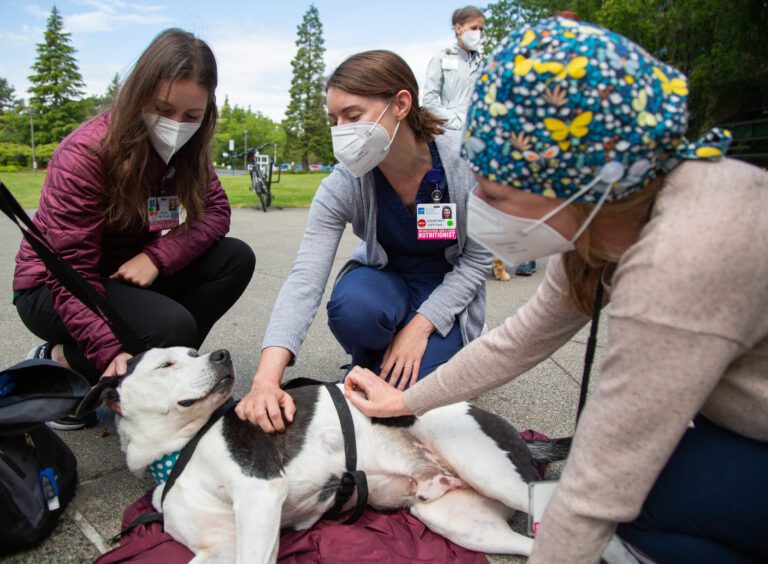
[463,17,732,203]
[147,451,180,485]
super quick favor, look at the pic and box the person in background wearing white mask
[236,50,492,433]
[13,29,255,428]
[423,5,484,132]
[425,6,519,283]
[343,16,768,564]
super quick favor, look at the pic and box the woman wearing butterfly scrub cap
[343,15,768,564]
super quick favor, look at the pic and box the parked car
[294,164,304,172]
[280,163,291,172]
[309,163,323,172]
[320,164,334,172]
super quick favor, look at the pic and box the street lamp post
[28,108,36,176]
[243,130,248,171]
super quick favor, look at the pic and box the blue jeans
[326,266,463,384]
[617,415,768,563]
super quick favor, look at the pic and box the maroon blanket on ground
[96,429,552,563]
[95,492,487,563]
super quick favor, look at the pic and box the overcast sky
[0,0,490,121]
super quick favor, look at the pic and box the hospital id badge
[442,56,460,70]
[416,203,457,240]
[528,481,558,536]
[147,196,180,232]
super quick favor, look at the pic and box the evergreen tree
[0,78,27,145]
[482,0,768,134]
[27,6,86,143]
[0,78,16,113]
[105,73,121,102]
[283,5,333,169]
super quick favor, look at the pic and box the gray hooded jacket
[262,131,492,361]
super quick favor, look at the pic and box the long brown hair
[562,177,664,315]
[326,50,445,143]
[103,28,218,229]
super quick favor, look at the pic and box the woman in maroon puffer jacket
[13,29,255,428]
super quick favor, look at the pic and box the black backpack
[0,358,90,554]
[0,178,145,554]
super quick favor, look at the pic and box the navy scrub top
[373,141,454,280]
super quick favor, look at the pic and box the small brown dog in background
[492,257,511,281]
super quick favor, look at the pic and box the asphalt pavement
[0,205,604,563]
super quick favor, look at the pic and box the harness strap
[111,398,236,543]
[161,398,237,505]
[321,383,369,524]
[109,511,164,544]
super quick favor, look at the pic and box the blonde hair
[562,176,664,316]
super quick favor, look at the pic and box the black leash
[320,383,368,524]
[576,278,605,426]
[0,181,144,354]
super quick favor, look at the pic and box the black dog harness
[111,398,236,542]
[282,378,369,524]
[114,381,369,542]
[319,383,368,523]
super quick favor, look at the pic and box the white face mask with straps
[331,101,400,177]
[143,114,201,164]
[468,162,626,266]
[460,29,483,51]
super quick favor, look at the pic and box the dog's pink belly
[366,473,414,509]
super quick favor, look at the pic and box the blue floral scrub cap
[463,17,732,203]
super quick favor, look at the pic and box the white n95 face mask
[467,161,626,265]
[461,29,482,51]
[468,193,574,266]
[331,101,400,177]
[143,113,202,164]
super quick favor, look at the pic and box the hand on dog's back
[236,380,295,433]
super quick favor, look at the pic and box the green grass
[219,171,329,208]
[0,170,328,209]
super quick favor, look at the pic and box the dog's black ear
[74,376,121,417]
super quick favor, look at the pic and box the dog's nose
[210,349,231,364]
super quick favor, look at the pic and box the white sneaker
[26,343,52,360]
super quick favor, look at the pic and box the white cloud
[207,30,297,121]
[211,30,448,122]
[24,3,50,19]
[0,24,45,44]
[64,0,173,33]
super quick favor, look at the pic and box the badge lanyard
[147,166,180,233]
[427,168,443,203]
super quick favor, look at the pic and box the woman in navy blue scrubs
[236,50,492,433]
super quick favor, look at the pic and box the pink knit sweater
[403,158,768,562]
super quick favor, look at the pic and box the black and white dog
[79,347,569,562]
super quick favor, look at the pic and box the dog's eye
[159,362,175,369]
[177,399,196,408]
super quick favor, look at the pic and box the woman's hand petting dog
[379,313,434,390]
[110,252,160,288]
[102,351,133,378]
[344,366,413,418]
[236,379,296,433]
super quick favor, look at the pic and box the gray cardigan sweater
[262,131,493,360]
